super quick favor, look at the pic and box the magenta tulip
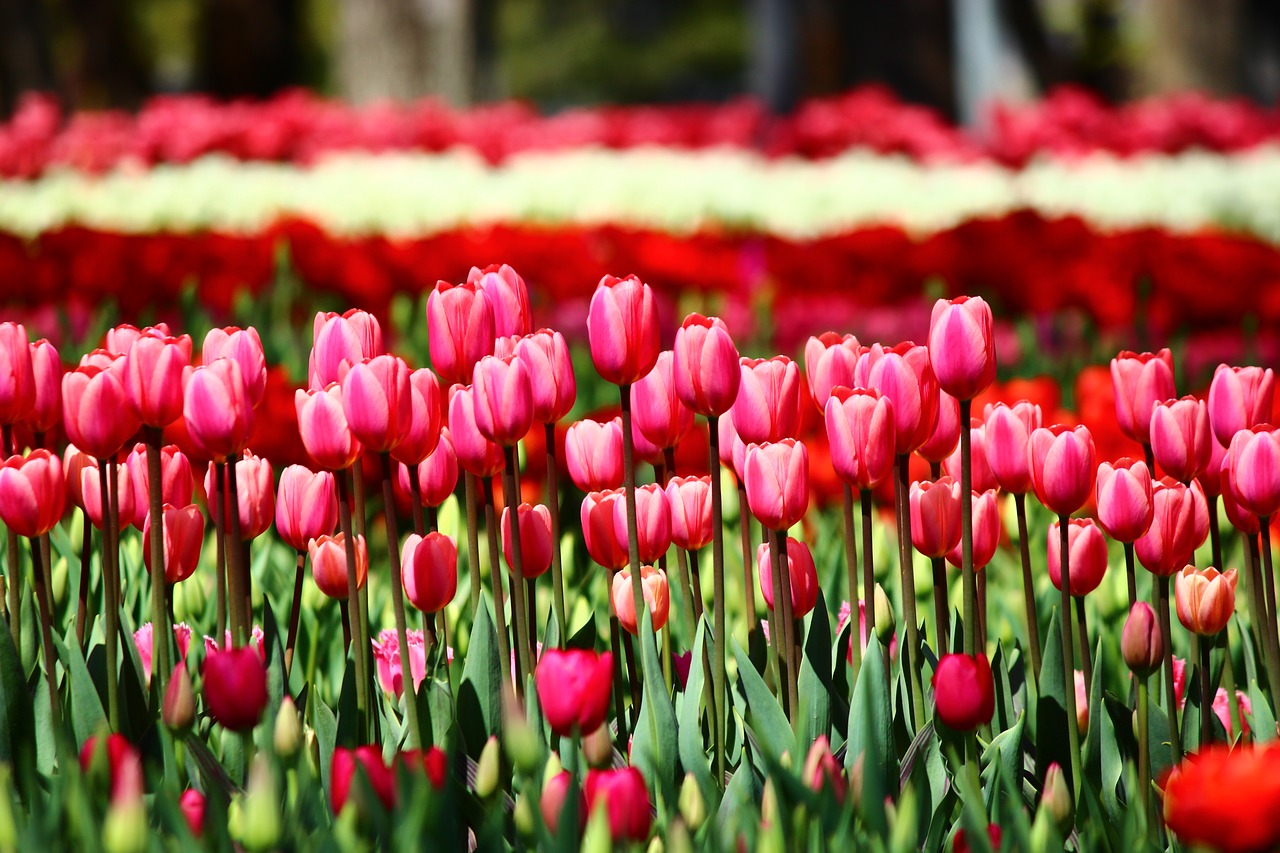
[415,429,459,507]
[401,532,458,613]
[804,332,862,410]
[81,460,134,531]
[427,280,495,387]
[62,359,141,459]
[123,335,190,428]
[983,400,1043,494]
[0,450,65,537]
[309,533,369,599]
[943,418,997,493]
[1150,396,1212,482]
[1136,478,1209,577]
[631,351,695,451]
[1220,463,1261,534]
[928,296,996,400]
[1047,518,1108,596]
[757,536,819,618]
[204,451,275,540]
[203,326,266,407]
[612,482,671,564]
[909,476,963,559]
[143,503,204,584]
[183,359,253,462]
[587,274,660,386]
[469,263,531,338]
[1027,423,1096,515]
[514,330,576,423]
[0,322,34,427]
[447,384,503,478]
[203,646,268,732]
[390,368,442,466]
[673,313,741,417]
[1225,425,1280,519]
[1209,364,1276,447]
[295,384,362,471]
[125,442,193,530]
[946,489,1001,569]
[917,390,961,465]
[824,387,896,491]
[666,475,713,551]
[1095,458,1154,543]
[732,356,802,445]
[275,465,338,552]
[743,439,809,531]
[933,653,994,732]
[502,503,554,579]
[309,310,382,390]
[1110,349,1175,445]
[565,417,624,492]
[26,339,61,434]
[341,354,413,453]
[857,342,939,455]
[584,768,653,844]
[471,354,533,447]
[718,410,747,480]
[535,648,613,737]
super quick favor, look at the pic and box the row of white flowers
[0,146,1277,242]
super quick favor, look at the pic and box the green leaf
[458,600,501,755]
[1034,607,1069,785]
[731,636,794,764]
[981,712,1025,811]
[678,619,715,799]
[52,631,105,745]
[847,635,895,836]
[314,695,338,793]
[631,611,678,798]
[797,590,833,751]
[1249,677,1276,742]
[0,622,34,776]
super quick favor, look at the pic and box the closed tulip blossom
[470,263,531,338]
[909,476,963,559]
[612,482,671,564]
[1027,424,1096,515]
[63,446,95,510]
[718,410,747,480]
[515,330,576,424]
[1163,743,1280,853]
[1047,518,1108,597]
[581,489,629,570]
[535,648,614,737]
[1220,464,1261,535]
[673,313,741,416]
[62,358,141,459]
[1225,426,1280,519]
[732,356,803,445]
[824,387,896,490]
[123,334,190,428]
[1196,436,1228,500]
[743,439,809,531]
[1110,349,1175,445]
[584,767,653,843]
[501,503,554,578]
[631,351,694,450]
[447,384,503,478]
[565,417,624,492]
[917,391,961,465]
[943,418,997,493]
[310,310,383,391]
[183,358,253,462]
[204,452,274,540]
[1208,364,1276,447]
[1150,396,1212,482]
[612,565,670,635]
[928,296,996,400]
[142,503,204,584]
[0,450,65,537]
[804,332,862,410]
[587,274,660,386]
[203,326,266,407]
[275,466,337,552]
[983,400,1042,494]
[756,537,819,619]
[295,384,362,471]
[125,443,193,529]
[427,281,495,387]
[803,735,847,802]
[1095,458,1154,542]
[1136,478,1209,576]
[26,339,61,435]
[203,645,268,732]
[470,354,533,448]
[1121,601,1163,677]
[0,323,34,428]
[80,460,135,531]
[1176,566,1238,636]
[946,489,1001,569]
[413,429,459,507]
[856,342,939,455]
[402,532,458,613]
[932,652,995,731]
[341,354,413,453]
[309,533,369,599]
[666,475,712,551]
[330,745,398,815]
[390,368,442,466]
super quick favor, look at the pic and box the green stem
[1123,540,1138,611]
[896,455,924,732]
[618,385,648,711]
[860,490,876,648]
[842,483,862,682]
[609,610,629,750]
[709,415,728,789]
[28,537,59,725]
[1015,493,1043,680]
[958,399,976,657]
[1200,631,1213,747]
[775,530,799,723]
[1208,495,1223,570]
[1223,634,1242,740]
[285,551,305,678]
[738,481,756,640]
[1058,514,1083,801]
[1074,595,1092,688]
[501,445,534,699]
[408,465,426,537]
[1156,576,1182,763]
[381,452,423,748]
[1137,677,1150,823]
[1262,520,1280,697]
[335,469,370,743]
[482,477,517,699]
[145,429,171,701]
[766,527,788,717]
[545,423,569,644]
[224,454,249,647]
[99,460,119,730]
[464,474,482,615]
[75,508,92,649]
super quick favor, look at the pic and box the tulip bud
[984,400,1042,494]
[204,645,269,732]
[647,836,665,853]
[502,691,543,774]
[102,797,147,853]
[584,767,653,843]
[743,439,809,531]
[184,358,254,462]
[917,391,961,464]
[1122,602,1163,677]
[1047,518,1109,598]
[1110,349,1175,445]
[824,387,896,491]
[1040,763,1073,830]
[472,354,534,447]
[309,533,369,600]
[1095,458,1154,543]
[1175,566,1239,636]
[678,773,707,831]
[1209,364,1275,446]
[803,735,846,802]
[1150,396,1212,482]
[932,653,995,732]
[178,789,206,838]
[612,565,671,635]
[928,296,996,400]
[541,769,584,836]
[733,357,802,445]
[274,696,302,759]
[0,450,65,538]
[581,804,614,853]
[757,537,820,620]
[1028,424,1097,516]
[427,281,495,387]
[402,532,458,613]
[909,476,963,559]
[514,791,536,840]
[502,503,554,579]
[583,724,614,769]
[475,736,501,799]
[162,663,195,734]
[0,323,34,428]
[515,330,576,424]
[588,274,660,387]
[274,466,337,553]
[566,418,625,493]
[230,757,282,853]
[295,385,362,471]
[673,314,741,418]
[1136,478,1209,577]
[667,820,694,853]
[203,326,265,408]
[0,764,15,851]
[535,649,614,737]
[874,584,895,642]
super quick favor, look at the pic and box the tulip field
[3,87,1280,853]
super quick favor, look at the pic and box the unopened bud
[874,584,895,642]
[514,791,536,840]
[162,663,195,735]
[273,696,302,759]
[503,691,543,774]
[0,765,16,853]
[582,802,613,853]
[583,724,614,769]
[761,778,778,829]
[1040,762,1073,830]
[889,786,918,853]
[230,757,281,852]
[1121,602,1163,678]
[647,835,665,853]
[304,727,321,776]
[102,798,147,853]
[543,753,564,788]
[666,819,693,853]
[475,736,501,799]
[678,773,706,831]
[1030,806,1065,853]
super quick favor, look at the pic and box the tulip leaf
[1033,607,1070,785]
[678,618,715,799]
[1146,700,1173,783]
[731,636,794,765]
[980,711,1025,810]
[336,648,359,747]
[313,696,337,794]
[847,635,894,836]
[631,611,678,797]
[1249,677,1276,742]
[51,630,105,746]
[0,618,34,777]
[797,589,832,751]
[459,599,501,754]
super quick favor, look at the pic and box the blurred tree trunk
[199,0,303,98]
[1132,0,1243,96]
[839,0,956,118]
[62,0,150,109]
[750,0,801,113]
[0,0,55,114]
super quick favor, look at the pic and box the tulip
[1095,458,1154,542]
[204,452,274,540]
[743,439,809,531]
[81,460,135,531]
[581,489,629,570]
[565,417,624,492]
[123,335,190,428]
[613,482,671,564]
[341,354,413,453]
[330,746,397,814]
[1214,689,1252,738]
[1150,396,1212,482]
[0,450,64,537]
[502,504,553,579]
[824,387,896,490]
[909,476,962,559]
[142,504,204,584]
[584,767,653,843]
[932,652,994,731]
[612,565,670,635]
[0,322,34,427]
[1136,478,1209,576]
[310,310,383,390]
[295,384,362,471]
[1225,426,1280,519]
[587,274,660,386]
[371,628,427,698]
[402,531,458,612]
[631,351,694,451]
[1027,424,1096,515]
[204,625,266,661]
[163,662,196,733]
[1121,602,1162,677]
[183,359,253,462]
[1163,743,1280,853]
[274,466,337,552]
[514,330,576,424]
[534,648,614,736]
[1047,518,1108,597]
[427,281,495,387]
[917,391,961,465]
[542,771,585,835]
[666,475,712,551]
[673,313,741,417]
[983,400,1042,494]
[107,323,182,358]
[415,429,459,507]
[1220,464,1261,534]
[26,339,61,435]
[802,735,847,802]
[63,445,95,510]
[471,354,533,447]
[125,443,193,530]
[447,384,503,477]
[470,263,531,338]
[719,410,747,479]
[203,326,266,407]
[943,418,997,493]
[756,537,819,619]
[1176,566,1239,636]
[1209,364,1276,447]
[1110,349,1176,445]
[132,622,193,684]
[946,489,1000,569]
[804,332,862,411]
[203,645,268,731]
[928,296,996,400]
[62,359,141,459]
[179,789,206,838]
[79,733,140,799]
[390,368,442,466]
[309,533,369,599]
[953,825,1003,853]
[857,342,939,455]
[732,356,802,445]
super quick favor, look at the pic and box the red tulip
[946,488,1001,569]
[401,531,458,613]
[341,354,413,453]
[953,824,1003,853]
[125,442,193,530]
[804,332,861,411]
[515,330,576,424]
[1047,518,1108,597]
[582,489,629,570]
[666,475,712,551]
[1209,364,1276,447]
[673,313,741,417]
[1163,743,1280,853]
[932,652,994,731]
[1150,396,1212,482]
[413,429,459,507]
[757,536,819,619]
[1136,478,1209,576]
[824,387,895,490]
[1176,565,1238,636]
[427,281,495,387]
[275,465,337,552]
[588,274,660,386]
[542,771,585,835]
[1095,457,1154,543]
[857,342,939,455]
[1110,349,1175,445]
[296,384,362,471]
[184,358,253,462]
[732,356,802,445]
[917,390,960,465]
[584,767,653,843]
[203,645,268,731]
[204,451,274,540]
[1027,424,1096,515]
[612,565,670,635]
[632,351,694,451]
[943,418,996,493]
[802,735,847,802]
[179,789,206,837]
[310,310,383,391]
[0,450,64,537]
[79,733,140,800]
[928,296,996,400]
[743,439,809,531]
[26,339,61,434]
[909,476,963,559]
[535,648,613,737]
[565,417,624,492]
[501,503,553,579]
[1121,601,1162,677]
[0,322,34,427]
[143,503,204,584]
[983,400,1042,494]
[309,532,369,599]
[203,625,265,661]
[62,358,140,459]
[612,482,671,564]
[1225,426,1280,519]
[446,384,503,478]
[123,334,190,428]
[471,354,533,447]
[81,459,134,531]
[331,745,397,814]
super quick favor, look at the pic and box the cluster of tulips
[5,260,1280,851]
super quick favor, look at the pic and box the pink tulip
[62,359,141,459]
[203,625,265,660]
[471,354,533,447]
[0,322,34,427]
[584,768,653,844]
[732,356,802,445]
[295,384,362,471]
[341,354,413,453]
[928,296,996,400]
[1095,458,1154,543]
[310,310,382,390]
[309,533,368,599]
[857,342,939,455]
[0,450,64,537]
[581,489,629,570]
[203,646,268,732]
[81,460,135,531]
[427,281,495,387]
[804,332,862,410]
[183,359,253,462]
[1136,478,1209,577]
[631,420,665,466]
[587,274,660,386]
[515,330,576,424]
[673,313,741,417]
[469,263,531,338]
[909,476,963,559]
[612,482,672,564]
[143,503,204,584]
[1209,364,1275,447]
[414,429,459,507]
[631,351,695,451]
[447,384,504,478]
[26,339,61,434]
[612,565,670,635]
[1150,396,1212,482]
[535,649,613,738]
[63,445,95,510]
[401,532,458,613]
[125,443,193,530]
[1220,463,1261,534]
[718,411,747,480]
[917,391,960,465]
[1110,349,1175,445]
[372,628,428,698]
[203,326,266,407]
[946,489,1001,569]
[501,503,554,579]
[106,323,179,358]
[824,387,895,491]
[1225,426,1280,519]
[565,417,624,492]
[275,465,338,552]
[743,439,809,531]
[757,536,819,619]
[1047,518,1108,596]
[943,418,997,493]
[983,400,1043,494]
[1027,424,1096,516]
[387,368,442,466]
[123,335,190,428]
[1196,437,1228,499]
[666,475,713,551]
[204,451,275,540]
[133,622,193,684]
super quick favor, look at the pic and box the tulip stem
[408,465,426,537]
[75,508,92,649]
[708,415,728,790]
[214,494,227,643]
[860,490,876,648]
[464,474,482,615]
[618,385,650,714]
[1137,676,1151,824]
[225,454,250,648]
[1261,520,1280,695]
[482,477,517,699]
[765,527,789,718]
[285,551,305,678]
[775,530,800,723]
[501,446,535,700]
[144,429,171,702]
[1014,493,1043,681]
[928,460,949,654]
[895,455,925,732]
[1122,541,1138,611]
[545,424,569,644]
[958,399,978,658]
[1208,495,1223,572]
[335,469,370,743]
[1073,596,1092,688]
[738,481,756,640]
[4,526,18,650]
[1200,633,1214,747]
[608,613,629,749]
[1244,533,1278,699]
[1156,576,1182,764]
[381,452,424,748]
[664,447,699,642]
[842,483,862,682]
[28,537,59,726]
[99,459,120,730]
[1222,634,1242,739]
[1057,514,1083,801]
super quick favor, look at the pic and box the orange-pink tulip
[612,564,670,635]
[1175,565,1238,636]
[309,533,368,600]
